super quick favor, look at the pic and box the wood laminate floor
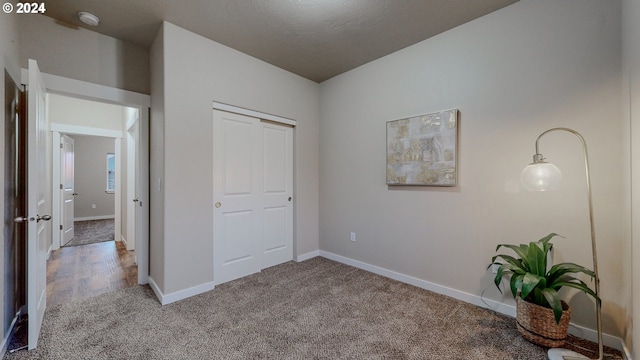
[47,240,138,306]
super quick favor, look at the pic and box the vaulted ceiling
[41,0,518,82]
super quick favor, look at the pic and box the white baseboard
[120,235,128,247]
[296,250,320,262]
[148,277,163,303]
[621,342,632,360]
[74,215,115,222]
[318,250,627,353]
[148,277,215,305]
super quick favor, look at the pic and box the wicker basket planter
[516,296,571,348]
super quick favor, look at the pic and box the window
[106,153,115,193]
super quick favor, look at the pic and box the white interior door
[213,110,262,284]
[27,59,50,350]
[213,110,293,285]
[61,134,75,245]
[261,122,293,268]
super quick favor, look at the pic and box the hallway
[46,241,137,306]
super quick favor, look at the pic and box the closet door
[213,110,294,285]
[213,110,263,284]
[260,121,293,269]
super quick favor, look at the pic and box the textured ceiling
[41,0,518,83]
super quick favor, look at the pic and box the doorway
[49,94,149,284]
[47,93,147,301]
[10,66,149,351]
[42,77,150,287]
[57,134,118,248]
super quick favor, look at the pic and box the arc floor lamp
[520,128,602,360]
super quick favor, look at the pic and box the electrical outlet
[491,263,500,274]
[91,204,96,209]
[350,232,356,242]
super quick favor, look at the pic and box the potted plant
[489,233,599,347]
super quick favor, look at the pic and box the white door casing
[35,71,150,286]
[213,109,294,285]
[135,108,150,284]
[27,59,49,350]
[126,119,138,252]
[61,134,75,245]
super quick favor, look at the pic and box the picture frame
[386,109,458,186]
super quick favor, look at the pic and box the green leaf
[495,243,528,262]
[538,233,563,246]
[492,255,525,271]
[552,280,599,301]
[526,242,546,276]
[510,274,523,298]
[548,262,595,281]
[520,272,544,299]
[540,288,564,324]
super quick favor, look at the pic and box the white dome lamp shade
[520,154,562,192]
[78,12,99,26]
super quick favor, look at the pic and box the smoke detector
[78,12,99,26]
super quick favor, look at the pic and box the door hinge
[60,184,63,190]
[60,225,63,230]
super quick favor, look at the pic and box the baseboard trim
[121,235,128,247]
[318,250,627,353]
[621,342,632,360]
[74,215,115,222]
[148,277,215,305]
[296,250,320,262]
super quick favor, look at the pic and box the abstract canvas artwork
[386,109,458,186]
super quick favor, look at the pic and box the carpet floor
[63,219,114,247]
[2,257,620,359]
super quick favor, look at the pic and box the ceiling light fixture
[77,12,99,26]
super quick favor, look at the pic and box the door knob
[288,197,292,202]
[215,202,222,208]
[133,198,139,202]
[72,192,78,196]
[37,214,52,222]
[13,216,31,223]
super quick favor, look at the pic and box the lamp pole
[529,128,602,360]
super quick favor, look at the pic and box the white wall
[623,0,639,356]
[47,93,126,131]
[0,5,21,356]
[70,135,116,219]
[150,22,320,296]
[319,0,626,340]
[19,14,149,94]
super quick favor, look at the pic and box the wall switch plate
[350,232,356,242]
[91,204,96,209]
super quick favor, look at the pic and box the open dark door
[4,69,27,351]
